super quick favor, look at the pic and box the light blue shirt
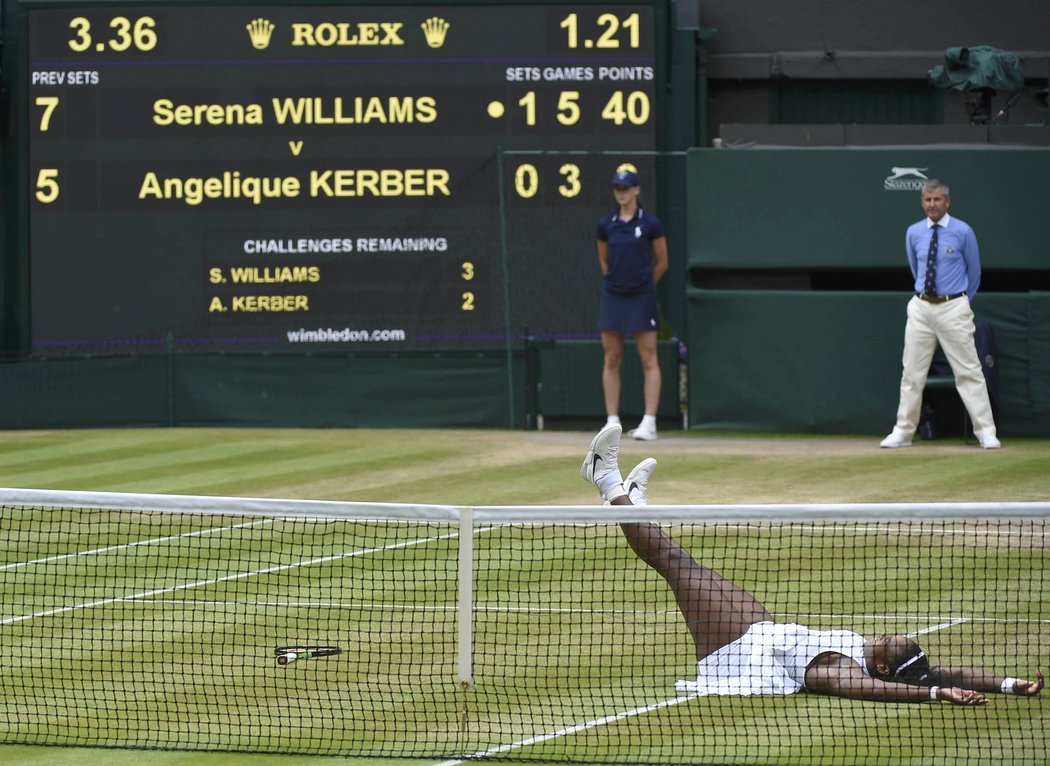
[905,213,981,298]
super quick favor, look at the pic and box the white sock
[597,471,625,500]
[605,415,621,426]
[640,414,656,429]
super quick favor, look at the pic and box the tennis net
[0,488,1047,764]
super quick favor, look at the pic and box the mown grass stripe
[0,518,275,571]
[1,527,460,626]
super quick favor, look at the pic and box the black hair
[890,640,931,684]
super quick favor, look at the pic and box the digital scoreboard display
[25,4,660,354]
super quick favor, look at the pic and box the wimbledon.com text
[286,327,407,343]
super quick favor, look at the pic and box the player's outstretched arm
[805,655,988,705]
[928,667,1044,696]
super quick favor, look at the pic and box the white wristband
[929,686,940,701]
[1001,677,1019,694]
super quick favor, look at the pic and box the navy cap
[610,169,640,187]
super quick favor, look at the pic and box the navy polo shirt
[596,208,666,295]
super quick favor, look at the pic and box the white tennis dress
[674,621,870,695]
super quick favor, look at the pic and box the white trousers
[891,295,997,439]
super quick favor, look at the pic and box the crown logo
[421,17,449,48]
[246,18,275,50]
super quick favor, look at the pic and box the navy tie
[923,224,938,296]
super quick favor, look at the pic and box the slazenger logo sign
[884,166,929,191]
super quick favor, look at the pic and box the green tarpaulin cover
[929,46,1024,92]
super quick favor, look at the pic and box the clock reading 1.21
[559,12,640,49]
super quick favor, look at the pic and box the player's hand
[1014,669,1044,697]
[940,687,988,705]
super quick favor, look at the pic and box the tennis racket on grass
[275,645,342,666]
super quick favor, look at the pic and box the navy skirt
[599,289,658,333]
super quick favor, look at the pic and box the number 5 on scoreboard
[35,169,60,203]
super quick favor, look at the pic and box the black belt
[917,292,965,304]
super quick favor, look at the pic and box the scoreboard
[18,2,663,355]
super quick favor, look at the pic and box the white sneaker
[880,432,912,449]
[623,458,657,505]
[978,433,1001,449]
[628,422,658,441]
[580,424,623,501]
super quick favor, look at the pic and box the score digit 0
[513,163,582,199]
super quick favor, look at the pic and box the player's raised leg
[617,521,772,660]
[580,426,773,660]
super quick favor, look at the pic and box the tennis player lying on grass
[581,424,1044,705]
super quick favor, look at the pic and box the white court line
[0,518,276,571]
[783,611,991,623]
[130,598,680,614]
[0,527,464,626]
[433,693,702,766]
[908,617,970,636]
[119,600,1050,626]
[718,523,1043,537]
[433,615,974,766]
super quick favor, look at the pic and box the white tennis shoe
[628,422,658,441]
[978,433,1001,449]
[879,432,912,449]
[580,423,624,502]
[623,458,657,505]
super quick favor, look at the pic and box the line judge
[881,178,1000,449]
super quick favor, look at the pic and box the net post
[457,505,474,690]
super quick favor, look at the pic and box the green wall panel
[1022,293,1050,418]
[171,354,520,428]
[536,339,681,422]
[0,356,170,428]
[0,353,524,429]
[687,290,1050,436]
[688,148,1050,270]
